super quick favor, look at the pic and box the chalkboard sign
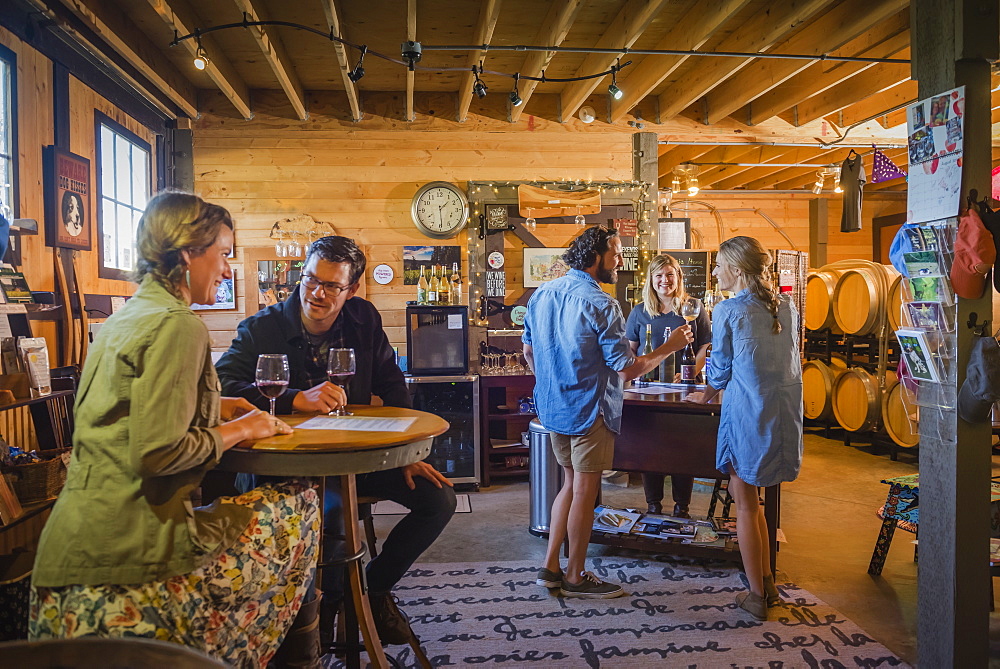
[659,249,713,300]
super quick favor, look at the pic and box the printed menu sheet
[297,416,417,432]
[907,86,965,224]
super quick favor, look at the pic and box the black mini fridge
[404,375,480,486]
[405,305,469,376]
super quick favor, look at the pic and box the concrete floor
[374,427,998,665]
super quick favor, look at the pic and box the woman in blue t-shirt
[624,254,712,517]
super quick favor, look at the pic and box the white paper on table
[627,386,683,395]
[0,314,10,340]
[297,416,418,432]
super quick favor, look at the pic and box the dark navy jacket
[216,286,411,413]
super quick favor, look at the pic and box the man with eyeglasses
[216,235,455,655]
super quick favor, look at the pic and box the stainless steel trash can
[529,419,563,537]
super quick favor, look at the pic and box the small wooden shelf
[479,375,536,486]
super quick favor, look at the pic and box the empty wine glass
[327,348,356,416]
[524,208,536,231]
[255,354,290,416]
[575,206,586,228]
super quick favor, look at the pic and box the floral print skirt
[29,481,320,668]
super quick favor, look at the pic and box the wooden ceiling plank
[406,0,416,122]
[708,147,837,189]
[143,0,252,119]
[794,53,911,126]
[819,77,918,127]
[695,145,787,184]
[703,0,908,125]
[656,0,836,122]
[319,0,362,123]
[230,0,307,120]
[54,0,198,118]
[457,0,502,123]
[609,0,751,123]
[509,0,586,123]
[558,0,671,121]
[657,144,717,178]
[746,24,909,125]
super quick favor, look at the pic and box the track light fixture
[192,36,209,70]
[348,45,367,82]
[473,64,488,99]
[672,164,701,196]
[509,73,523,107]
[608,61,624,100]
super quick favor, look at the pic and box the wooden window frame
[0,43,18,221]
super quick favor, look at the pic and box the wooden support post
[808,198,828,267]
[911,1,998,666]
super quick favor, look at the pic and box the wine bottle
[660,326,673,383]
[642,323,656,383]
[417,265,429,304]
[440,269,452,306]
[428,265,440,304]
[680,344,697,384]
[450,262,462,305]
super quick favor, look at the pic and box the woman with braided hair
[686,236,803,621]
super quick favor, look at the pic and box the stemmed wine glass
[255,354,290,416]
[327,348,356,416]
[679,298,700,377]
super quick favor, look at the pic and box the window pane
[131,146,148,208]
[115,135,130,202]
[100,125,115,197]
[0,61,9,156]
[102,198,117,269]
[117,203,133,270]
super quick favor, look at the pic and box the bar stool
[329,496,431,669]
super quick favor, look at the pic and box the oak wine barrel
[804,270,842,331]
[832,367,881,432]
[801,358,847,421]
[885,267,904,332]
[881,379,919,448]
[833,266,885,335]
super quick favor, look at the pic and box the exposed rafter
[795,55,912,125]
[609,0,750,123]
[231,0,307,120]
[657,144,716,179]
[143,0,252,119]
[54,0,198,118]
[825,77,917,127]
[655,0,835,121]
[458,0,502,123]
[508,0,585,123]
[558,0,669,122]
[701,0,908,125]
[405,0,416,122]
[708,147,844,190]
[319,0,362,123]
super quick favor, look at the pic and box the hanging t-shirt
[840,153,866,232]
[624,300,712,377]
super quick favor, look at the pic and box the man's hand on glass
[292,381,348,413]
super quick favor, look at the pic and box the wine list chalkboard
[660,249,713,300]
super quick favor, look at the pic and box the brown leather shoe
[647,502,663,514]
[271,593,322,668]
[672,503,691,519]
[735,591,767,621]
[370,592,412,645]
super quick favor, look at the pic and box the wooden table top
[623,384,722,412]
[236,406,450,453]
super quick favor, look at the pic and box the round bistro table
[216,406,449,668]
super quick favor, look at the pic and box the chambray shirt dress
[707,289,803,487]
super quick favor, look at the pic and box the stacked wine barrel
[803,261,918,451]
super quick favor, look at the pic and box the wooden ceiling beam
[743,12,909,125]
[509,0,585,123]
[406,0,416,122]
[703,0,907,125]
[143,0,252,119]
[53,0,198,118]
[708,147,839,189]
[655,0,835,122]
[793,53,912,126]
[231,0,307,120]
[657,145,717,178]
[457,0,502,123]
[558,0,670,121]
[828,78,918,127]
[609,0,750,123]
[772,147,907,190]
[732,148,853,190]
[695,146,794,185]
[320,0,362,122]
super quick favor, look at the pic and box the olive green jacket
[32,277,251,587]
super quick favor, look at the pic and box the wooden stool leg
[408,633,432,668]
[341,474,389,668]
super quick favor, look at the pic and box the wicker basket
[3,449,69,505]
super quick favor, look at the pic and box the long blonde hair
[642,254,688,317]
[134,190,233,298]
[718,236,781,334]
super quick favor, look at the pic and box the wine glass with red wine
[327,348,356,416]
[255,354,290,416]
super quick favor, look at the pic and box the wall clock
[411,181,469,239]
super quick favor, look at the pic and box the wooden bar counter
[598,385,779,571]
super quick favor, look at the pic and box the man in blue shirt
[523,226,693,598]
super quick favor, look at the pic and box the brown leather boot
[271,593,322,668]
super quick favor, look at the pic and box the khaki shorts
[549,414,616,473]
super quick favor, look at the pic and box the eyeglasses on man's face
[301,273,353,296]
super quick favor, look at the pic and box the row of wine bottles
[642,323,702,384]
[416,263,463,306]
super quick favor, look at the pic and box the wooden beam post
[320,0,363,123]
[911,1,998,667]
[808,198,828,266]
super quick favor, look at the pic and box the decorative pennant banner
[871,148,907,183]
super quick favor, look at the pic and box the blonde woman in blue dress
[686,236,803,621]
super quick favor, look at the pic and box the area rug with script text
[324,557,909,668]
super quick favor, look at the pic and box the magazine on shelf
[592,506,642,534]
[711,516,738,535]
[631,516,698,538]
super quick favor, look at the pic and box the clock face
[412,182,469,239]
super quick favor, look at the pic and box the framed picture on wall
[523,248,569,288]
[191,270,238,311]
[43,146,92,251]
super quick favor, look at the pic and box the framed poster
[191,271,237,311]
[523,248,570,288]
[44,146,91,250]
[402,245,461,285]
